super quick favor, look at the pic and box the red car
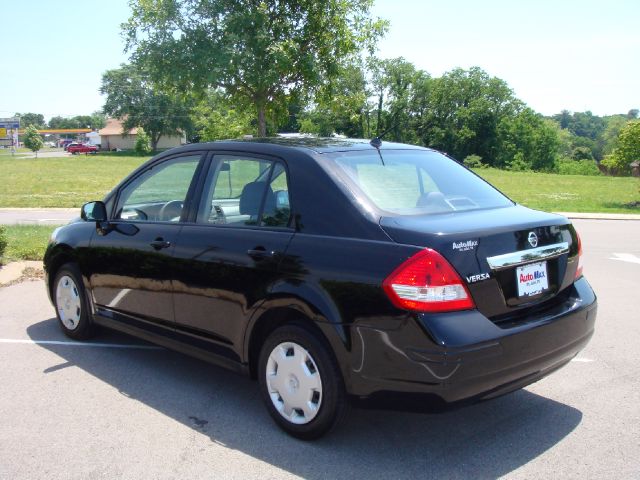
[68,144,98,155]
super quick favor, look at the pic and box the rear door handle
[150,238,172,250]
[247,247,274,260]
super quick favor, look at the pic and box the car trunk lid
[379,205,580,319]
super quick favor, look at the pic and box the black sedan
[44,138,597,439]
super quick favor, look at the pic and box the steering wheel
[159,200,184,221]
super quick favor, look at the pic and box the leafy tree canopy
[192,90,254,141]
[100,64,193,151]
[602,120,640,175]
[123,0,387,136]
[15,113,45,129]
[48,112,106,130]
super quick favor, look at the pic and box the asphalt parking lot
[1,219,639,479]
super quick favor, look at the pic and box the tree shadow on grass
[601,201,640,211]
[28,318,582,479]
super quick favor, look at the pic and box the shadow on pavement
[28,317,582,479]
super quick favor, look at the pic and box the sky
[0,0,637,121]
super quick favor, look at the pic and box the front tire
[258,324,348,440]
[53,264,94,340]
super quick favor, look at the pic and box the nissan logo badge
[528,231,538,248]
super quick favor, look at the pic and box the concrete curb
[555,212,640,221]
[0,208,77,212]
[0,261,44,286]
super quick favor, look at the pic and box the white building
[98,118,186,151]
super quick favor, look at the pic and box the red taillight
[575,232,584,279]
[383,249,475,313]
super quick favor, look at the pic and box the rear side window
[197,155,291,228]
[327,150,512,215]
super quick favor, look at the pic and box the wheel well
[247,307,328,379]
[46,249,75,297]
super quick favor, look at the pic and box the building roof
[99,118,138,136]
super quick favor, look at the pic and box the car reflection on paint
[44,137,597,439]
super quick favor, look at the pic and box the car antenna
[369,111,401,165]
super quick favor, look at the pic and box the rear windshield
[325,149,513,215]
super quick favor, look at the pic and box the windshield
[326,149,513,215]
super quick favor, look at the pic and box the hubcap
[266,342,323,425]
[55,275,81,330]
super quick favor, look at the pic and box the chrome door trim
[486,242,569,270]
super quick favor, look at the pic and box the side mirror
[81,201,107,222]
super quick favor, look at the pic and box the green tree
[48,112,107,130]
[301,61,373,137]
[496,109,559,171]
[123,0,387,137]
[15,113,45,129]
[23,125,44,157]
[47,116,74,129]
[601,115,629,156]
[368,57,428,144]
[602,120,640,175]
[414,67,520,164]
[552,111,606,160]
[192,90,254,141]
[101,64,193,151]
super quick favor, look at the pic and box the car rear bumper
[345,277,597,403]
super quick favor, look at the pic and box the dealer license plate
[516,261,549,297]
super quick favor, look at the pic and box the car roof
[169,137,430,155]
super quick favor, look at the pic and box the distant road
[7,150,71,159]
[0,208,77,225]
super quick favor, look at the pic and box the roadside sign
[0,118,20,129]
[0,128,6,137]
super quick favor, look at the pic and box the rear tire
[258,324,348,440]
[53,263,95,340]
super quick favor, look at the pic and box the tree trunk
[151,133,160,152]
[257,104,267,137]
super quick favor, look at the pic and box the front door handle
[247,247,274,260]
[150,238,172,250]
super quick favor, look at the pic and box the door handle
[150,238,172,250]
[247,247,274,260]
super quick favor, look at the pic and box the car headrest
[239,181,276,216]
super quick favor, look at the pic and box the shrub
[463,154,485,168]
[0,226,6,260]
[571,146,594,161]
[600,120,640,176]
[507,152,532,172]
[556,158,601,176]
[134,128,152,156]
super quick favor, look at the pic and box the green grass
[474,168,640,213]
[0,154,149,207]
[0,153,638,213]
[0,225,54,263]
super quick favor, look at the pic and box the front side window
[197,155,291,228]
[326,150,513,215]
[115,155,201,222]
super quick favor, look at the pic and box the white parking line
[0,338,163,350]
[610,253,640,265]
[571,357,594,362]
